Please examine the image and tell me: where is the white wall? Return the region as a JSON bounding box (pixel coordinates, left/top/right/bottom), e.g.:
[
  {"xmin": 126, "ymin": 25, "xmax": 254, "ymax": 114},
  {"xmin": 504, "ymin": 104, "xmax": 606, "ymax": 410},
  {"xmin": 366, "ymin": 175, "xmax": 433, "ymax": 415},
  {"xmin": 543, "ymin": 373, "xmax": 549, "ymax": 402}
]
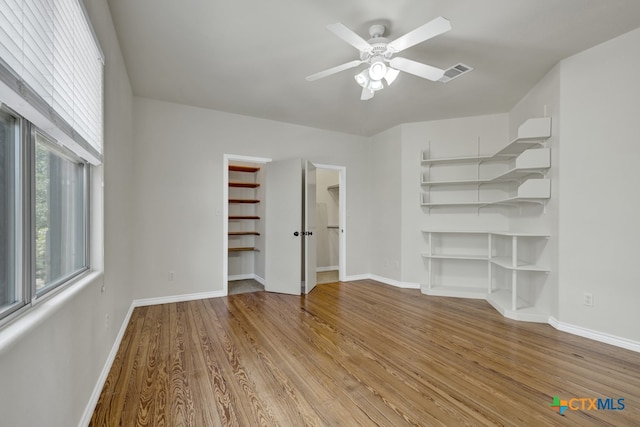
[
  {"xmin": 131, "ymin": 97, "xmax": 370, "ymax": 300},
  {"xmin": 0, "ymin": 0, "xmax": 135, "ymax": 425},
  {"xmin": 368, "ymin": 126, "xmax": 403, "ymax": 281},
  {"xmin": 316, "ymin": 169, "xmax": 339, "ymax": 269},
  {"xmin": 400, "ymin": 114, "xmax": 509, "ymax": 286},
  {"xmin": 557, "ymin": 27, "xmax": 640, "ymax": 341}
]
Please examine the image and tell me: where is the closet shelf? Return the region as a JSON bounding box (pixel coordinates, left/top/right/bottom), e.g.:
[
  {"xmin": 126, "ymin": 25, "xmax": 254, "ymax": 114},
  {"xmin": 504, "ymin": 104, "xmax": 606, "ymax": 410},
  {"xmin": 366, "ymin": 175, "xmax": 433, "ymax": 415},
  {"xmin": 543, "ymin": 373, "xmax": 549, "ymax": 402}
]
[
  {"xmin": 229, "ymin": 182, "xmax": 260, "ymax": 188},
  {"xmin": 228, "ymin": 231, "xmax": 260, "ymax": 236},
  {"xmin": 229, "ymin": 215, "xmax": 260, "ymax": 220},
  {"xmin": 229, "ymin": 165, "xmax": 260, "ymax": 173},
  {"xmin": 228, "ymin": 247, "xmax": 257, "ymax": 252},
  {"xmin": 229, "ymin": 198, "xmax": 260, "ymax": 204}
]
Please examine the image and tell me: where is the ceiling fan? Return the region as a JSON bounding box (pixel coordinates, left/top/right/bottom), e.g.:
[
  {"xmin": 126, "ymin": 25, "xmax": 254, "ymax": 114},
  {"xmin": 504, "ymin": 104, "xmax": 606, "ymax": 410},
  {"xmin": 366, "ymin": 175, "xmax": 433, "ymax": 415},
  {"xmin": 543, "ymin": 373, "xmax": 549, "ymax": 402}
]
[{"xmin": 306, "ymin": 17, "xmax": 453, "ymax": 100}]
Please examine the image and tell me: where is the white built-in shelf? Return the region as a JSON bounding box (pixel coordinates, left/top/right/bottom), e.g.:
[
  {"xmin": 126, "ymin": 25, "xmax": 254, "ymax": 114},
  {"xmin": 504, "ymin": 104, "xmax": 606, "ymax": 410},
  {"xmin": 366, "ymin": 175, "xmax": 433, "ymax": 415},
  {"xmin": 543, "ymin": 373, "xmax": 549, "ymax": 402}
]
[
  {"xmin": 422, "ymin": 229, "xmax": 550, "ymax": 322},
  {"xmin": 421, "ymin": 154, "xmax": 495, "ymax": 165},
  {"xmin": 493, "ymin": 117, "xmax": 552, "ymax": 157},
  {"xmin": 421, "ymin": 177, "xmax": 493, "ymax": 186},
  {"xmin": 421, "ymin": 252, "xmax": 489, "ymax": 261},
  {"xmin": 486, "ymin": 290, "xmax": 549, "ymax": 323},
  {"xmin": 421, "ymin": 178, "xmax": 550, "ymax": 208},
  {"xmin": 490, "ymin": 257, "xmax": 549, "ymax": 272},
  {"xmin": 420, "ymin": 117, "xmax": 551, "ymax": 164},
  {"xmin": 422, "ymin": 230, "xmax": 550, "ymax": 238},
  {"xmin": 421, "ymin": 148, "xmax": 550, "ymax": 187}
]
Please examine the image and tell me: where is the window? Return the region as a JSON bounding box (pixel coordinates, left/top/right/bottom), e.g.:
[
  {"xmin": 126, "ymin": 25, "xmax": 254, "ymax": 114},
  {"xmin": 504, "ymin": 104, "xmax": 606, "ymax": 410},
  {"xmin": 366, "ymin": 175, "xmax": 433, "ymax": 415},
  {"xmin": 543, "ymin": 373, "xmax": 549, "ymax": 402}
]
[
  {"xmin": 34, "ymin": 132, "xmax": 87, "ymax": 294},
  {"xmin": 0, "ymin": 107, "xmax": 89, "ymax": 322},
  {"xmin": 0, "ymin": 0, "xmax": 100, "ymax": 323}
]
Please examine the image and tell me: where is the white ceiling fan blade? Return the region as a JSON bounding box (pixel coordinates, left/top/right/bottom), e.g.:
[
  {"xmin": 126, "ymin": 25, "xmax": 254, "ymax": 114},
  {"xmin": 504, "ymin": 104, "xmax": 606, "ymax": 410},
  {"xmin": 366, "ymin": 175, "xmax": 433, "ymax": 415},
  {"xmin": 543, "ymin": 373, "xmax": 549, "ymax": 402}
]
[
  {"xmin": 361, "ymin": 87, "xmax": 374, "ymax": 100},
  {"xmin": 306, "ymin": 60, "xmax": 364, "ymax": 81},
  {"xmin": 390, "ymin": 57, "xmax": 445, "ymax": 81},
  {"xmin": 327, "ymin": 23, "xmax": 373, "ymax": 53},
  {"xmin": 387, "ymin": 17, "xmax": 451, "ymax": 53}
]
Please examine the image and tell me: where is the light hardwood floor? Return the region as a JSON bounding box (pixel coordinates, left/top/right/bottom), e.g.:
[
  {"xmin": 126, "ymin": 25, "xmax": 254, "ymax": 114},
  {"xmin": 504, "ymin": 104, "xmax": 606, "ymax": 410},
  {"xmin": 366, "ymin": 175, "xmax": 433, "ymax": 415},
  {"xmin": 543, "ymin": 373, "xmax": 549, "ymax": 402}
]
[{"xmin": 90, "ymin": 280, "xmax": 640, "ymax": 426}]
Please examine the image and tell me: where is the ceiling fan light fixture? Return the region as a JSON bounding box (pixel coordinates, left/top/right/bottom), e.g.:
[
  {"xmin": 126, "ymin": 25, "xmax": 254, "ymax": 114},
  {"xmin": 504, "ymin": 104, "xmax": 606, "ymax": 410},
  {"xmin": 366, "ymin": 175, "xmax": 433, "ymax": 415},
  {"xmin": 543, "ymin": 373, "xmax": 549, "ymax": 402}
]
[
  {"xmin": 384, "ymin": 67, "xmax": 400, "ymax": 85},
  {"xmin": 368, "ymin": 59, "xmax": 387, "ymax": 81},
  {"xmin": 354, "ymin": 69, "xmax": 370, "ymax": 87},
  {"xmin": 369, "ymin": 79, "xmax": 384, "ymax": 91}
]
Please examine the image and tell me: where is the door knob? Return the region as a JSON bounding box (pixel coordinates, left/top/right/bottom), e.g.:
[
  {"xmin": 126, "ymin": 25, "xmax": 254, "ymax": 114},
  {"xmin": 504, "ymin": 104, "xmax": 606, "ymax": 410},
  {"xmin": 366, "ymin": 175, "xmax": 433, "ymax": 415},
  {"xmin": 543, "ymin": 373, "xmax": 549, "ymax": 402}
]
[{"xmin": 294, "ymin": 231, "xmax": 299, "ymax": 236}]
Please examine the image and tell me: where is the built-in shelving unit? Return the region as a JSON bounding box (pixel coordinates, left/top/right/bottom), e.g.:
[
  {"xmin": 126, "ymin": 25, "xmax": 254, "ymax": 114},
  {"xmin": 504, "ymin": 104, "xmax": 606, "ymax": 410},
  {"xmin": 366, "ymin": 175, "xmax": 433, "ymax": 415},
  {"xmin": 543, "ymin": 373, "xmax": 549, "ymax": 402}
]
[
  {"xmin": 419, "ymin": 117, "xmax": 553, "ymax": 323},
  {"xmin": 228, "ymin": 165, "xmax": 261, "ymax": 253},
  {"xmin": 420, "ymin": 118, "xmax": 551, "ymax": 211},
  {"xmin": 422, "ymin": 230, "xmax": 550, "ymax": 322}
]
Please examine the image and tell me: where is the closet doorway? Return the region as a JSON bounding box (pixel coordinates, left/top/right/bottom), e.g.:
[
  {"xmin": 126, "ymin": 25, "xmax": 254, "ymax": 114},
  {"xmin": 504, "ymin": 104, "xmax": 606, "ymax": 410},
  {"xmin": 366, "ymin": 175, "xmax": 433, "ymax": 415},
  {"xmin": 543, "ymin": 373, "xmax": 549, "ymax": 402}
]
[
  {"xmin": 223, "ymin": 156, "xmax": 346, "ymax": 296},
  {"xmin": 315, "ymin": 164, "xmax": 346, "ymax": 284}
]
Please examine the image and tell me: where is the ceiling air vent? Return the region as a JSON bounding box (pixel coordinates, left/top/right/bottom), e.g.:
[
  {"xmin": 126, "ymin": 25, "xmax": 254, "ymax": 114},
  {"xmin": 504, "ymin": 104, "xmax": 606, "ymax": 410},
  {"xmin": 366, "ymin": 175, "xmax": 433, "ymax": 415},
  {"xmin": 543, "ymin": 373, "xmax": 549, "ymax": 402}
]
[{"xmin": 439, "ymin": 63, "xmax": 473, "ymax": 83}]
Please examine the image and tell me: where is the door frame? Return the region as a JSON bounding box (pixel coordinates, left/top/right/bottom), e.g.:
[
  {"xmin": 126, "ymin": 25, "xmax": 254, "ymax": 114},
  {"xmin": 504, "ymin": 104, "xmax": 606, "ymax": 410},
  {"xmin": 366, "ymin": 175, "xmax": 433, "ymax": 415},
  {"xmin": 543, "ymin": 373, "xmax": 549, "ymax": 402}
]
[
  {"xmin": 222, "ymin": 154, "xmax": 271, "ymax": 296},
  {"xmin": 313, "ymin": 163, "xmax": 347, "ymax": 282}
]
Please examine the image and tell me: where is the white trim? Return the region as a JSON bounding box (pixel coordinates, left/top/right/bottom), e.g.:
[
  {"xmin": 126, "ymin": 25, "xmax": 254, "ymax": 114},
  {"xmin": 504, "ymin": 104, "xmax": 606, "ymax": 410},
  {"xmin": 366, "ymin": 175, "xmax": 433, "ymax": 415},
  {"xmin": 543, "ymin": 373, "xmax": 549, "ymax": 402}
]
[
  {"xmin": 228, "ymin": 273, "xmax": 266, "ymax": 286},
  {"xmin": 342, "ymin": 274, "xmax": 420, "ymax": 289},
  {"xmin": 317, "ymin": 265, "xmax": 339, "ymax": 273},
  {"xmin": 343, "ymin": 274, "xmax": 369, "ymax": 282},
  {"xmin": 228, "ymin": 274, "xmax": 257, "ymax": 281},
  {"xmin": 368, "ymin": 274, "xmax": 421, "ymax": 289},
  {"xmin": 133, "ymin": 290, "xmax": 226, "ymax": 308},
  {"xmin": 79, "ymin": 302, "xmax": 135, "ymax": 426},
  {"xmin": 549, "ymin": 317, "xmax": 640, "ymax": 353}
]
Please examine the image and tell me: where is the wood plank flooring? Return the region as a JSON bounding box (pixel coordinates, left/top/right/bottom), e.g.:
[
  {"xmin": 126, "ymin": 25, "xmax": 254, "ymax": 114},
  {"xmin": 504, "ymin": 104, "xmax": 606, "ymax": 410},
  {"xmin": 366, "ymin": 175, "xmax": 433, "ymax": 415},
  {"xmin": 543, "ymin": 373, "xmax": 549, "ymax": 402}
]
[{"xmin": 90, "ymin": 280, "xmax": 640, "ymax": 426}]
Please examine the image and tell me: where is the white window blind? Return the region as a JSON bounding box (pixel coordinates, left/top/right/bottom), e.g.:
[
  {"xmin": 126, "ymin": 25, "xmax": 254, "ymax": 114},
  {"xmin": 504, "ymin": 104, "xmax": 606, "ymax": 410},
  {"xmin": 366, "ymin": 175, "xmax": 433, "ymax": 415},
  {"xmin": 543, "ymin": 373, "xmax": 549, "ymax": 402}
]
[{"xmin": 0, "ymin": 0, "xmax": 103, "ymax": 164}]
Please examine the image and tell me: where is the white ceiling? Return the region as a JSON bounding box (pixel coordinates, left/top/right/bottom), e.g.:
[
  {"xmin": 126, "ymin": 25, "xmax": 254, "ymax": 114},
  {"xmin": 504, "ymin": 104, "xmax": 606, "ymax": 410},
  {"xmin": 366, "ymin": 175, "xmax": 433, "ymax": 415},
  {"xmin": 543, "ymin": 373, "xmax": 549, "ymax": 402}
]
[{"xmin": 106, "ymin": 0, "xmax": 640, "ymax": 136}]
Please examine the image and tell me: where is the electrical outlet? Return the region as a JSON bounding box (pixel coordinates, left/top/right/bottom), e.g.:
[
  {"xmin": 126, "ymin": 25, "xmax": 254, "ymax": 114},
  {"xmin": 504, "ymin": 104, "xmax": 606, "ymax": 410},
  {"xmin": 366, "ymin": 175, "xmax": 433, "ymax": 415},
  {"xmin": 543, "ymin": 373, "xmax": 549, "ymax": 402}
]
[
  {"xmin": 168, "ymin": 270, "xmax": 175, "ymax": 281},
  {"xmin": 583, "ymin": 292, "xmax": 593, "ymax": 307}
]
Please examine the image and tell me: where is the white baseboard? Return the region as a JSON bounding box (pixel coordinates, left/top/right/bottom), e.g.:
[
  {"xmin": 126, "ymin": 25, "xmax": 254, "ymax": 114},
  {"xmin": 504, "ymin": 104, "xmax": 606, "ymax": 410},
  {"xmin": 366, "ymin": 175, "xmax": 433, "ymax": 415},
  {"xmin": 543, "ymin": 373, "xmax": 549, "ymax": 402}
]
[
  {"xmin": 342, "ymin": 273, "xmax": 420, "ymax": 289},
  {"xmin": 228, "ymin": 274, "xmax": 255, "ymax": 281},
  {"xmin": 316, "ymin": 265, "xmax": 338, "ymax": 273},
  {"xmin": 342, "ymin": 274, "xmax": 370, "ymax": 282},
  {"xmin": 133, "ymin": 290, "xmax": 226, "ymax": 307},
  {"xmin": 549, "ymin": 317, "xmax": 640, "ymax": 353},
  {"xmin": 79, "ymin": 302, "xmax": 135, "ymax": 426},
  {"xmin": 229, "ymin": 273, "xmax": 266, "ymax": 286},
  {"xmin": 368, "ymin": 274, "xmax": 420, "ymax": 289}
]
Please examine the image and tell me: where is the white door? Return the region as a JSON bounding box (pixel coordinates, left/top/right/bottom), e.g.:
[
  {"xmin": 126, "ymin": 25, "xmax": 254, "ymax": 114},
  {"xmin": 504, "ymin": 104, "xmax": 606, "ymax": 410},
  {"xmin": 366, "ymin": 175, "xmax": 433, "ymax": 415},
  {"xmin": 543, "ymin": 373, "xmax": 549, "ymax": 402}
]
[
  {"xmin": 265, "ymin": 158, "xmax": 303, "ymax": 295},
  {"xmin": 304, "ymin": 160, "xmax": 317, "ymax": 294}
]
